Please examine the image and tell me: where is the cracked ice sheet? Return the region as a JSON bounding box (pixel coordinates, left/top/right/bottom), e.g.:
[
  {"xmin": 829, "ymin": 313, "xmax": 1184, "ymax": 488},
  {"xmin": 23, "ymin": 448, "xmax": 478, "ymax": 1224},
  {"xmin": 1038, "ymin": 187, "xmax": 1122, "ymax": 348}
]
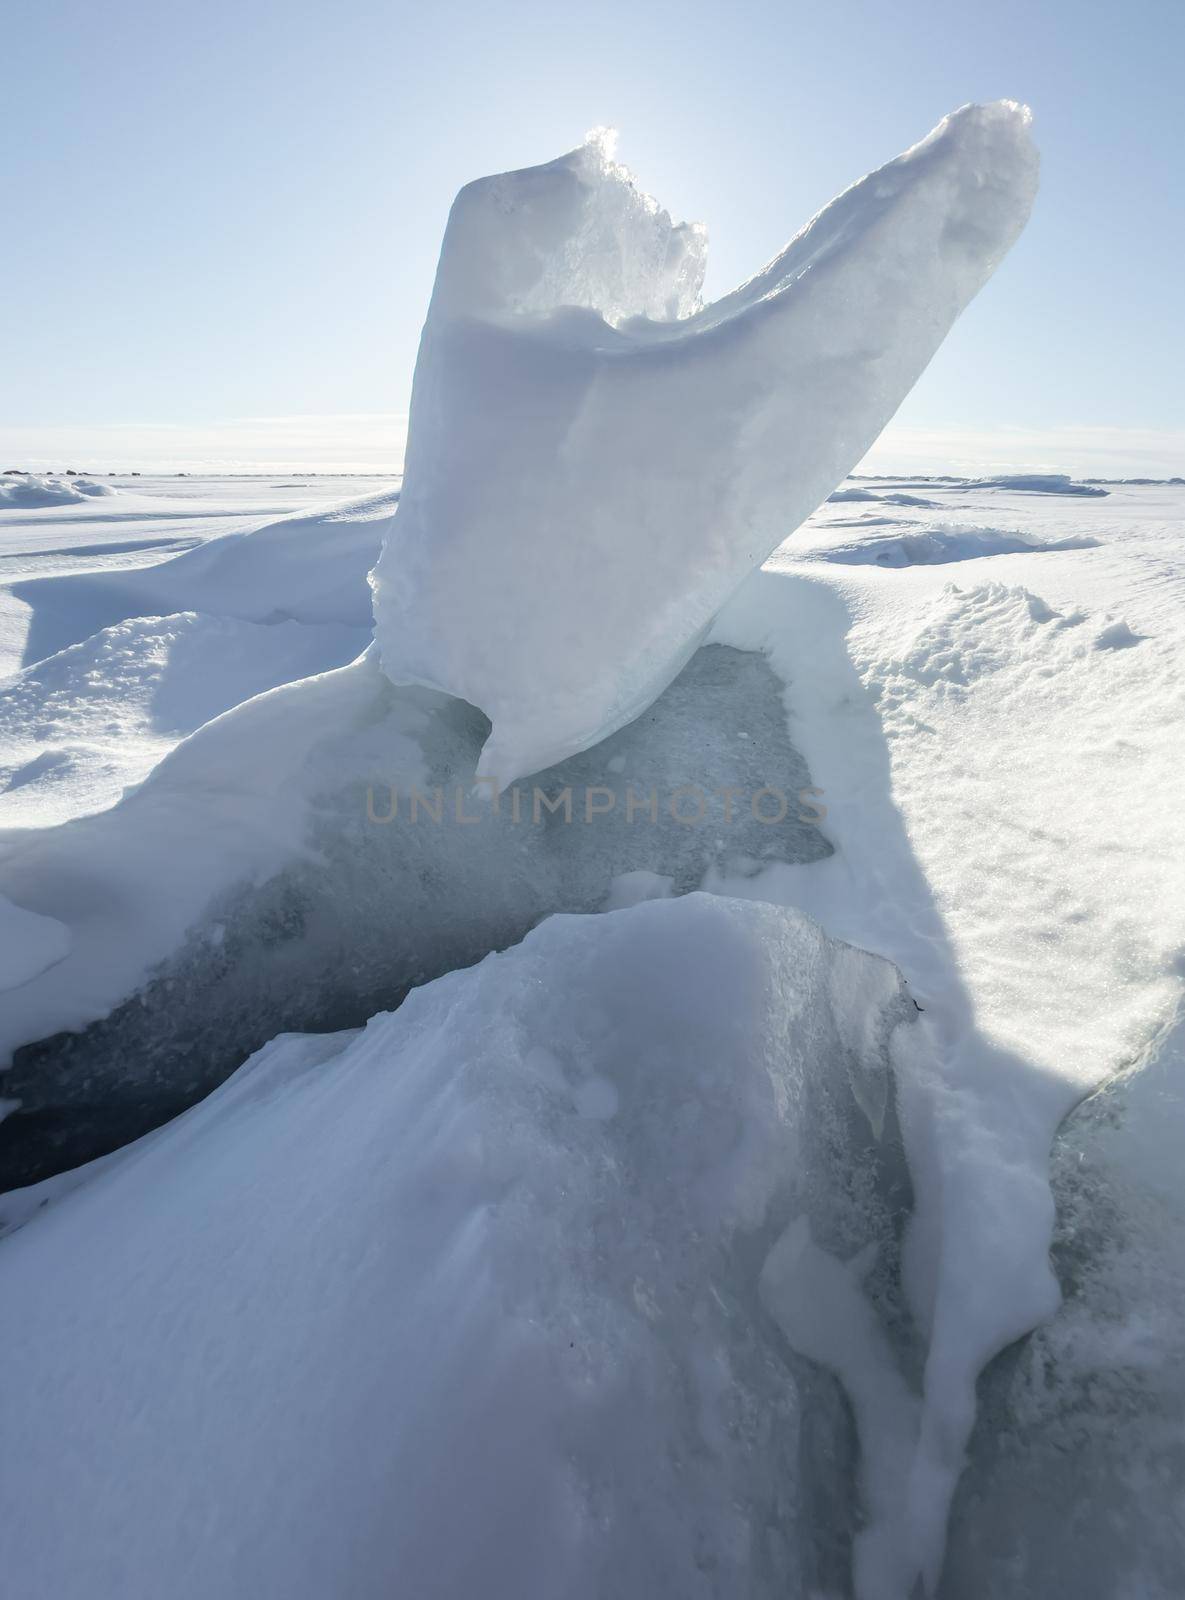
[{"xmin": 708, "ymin": 477, "xmax": 1185, "ymax": 1590}]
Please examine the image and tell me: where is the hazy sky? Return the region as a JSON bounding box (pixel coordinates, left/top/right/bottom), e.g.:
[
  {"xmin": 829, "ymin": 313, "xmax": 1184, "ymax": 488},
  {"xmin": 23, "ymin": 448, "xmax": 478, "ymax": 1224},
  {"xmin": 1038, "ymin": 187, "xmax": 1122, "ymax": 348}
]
[{"xmin": 3, "ymin": 0, "xmax": 1182, "ymax": 474}]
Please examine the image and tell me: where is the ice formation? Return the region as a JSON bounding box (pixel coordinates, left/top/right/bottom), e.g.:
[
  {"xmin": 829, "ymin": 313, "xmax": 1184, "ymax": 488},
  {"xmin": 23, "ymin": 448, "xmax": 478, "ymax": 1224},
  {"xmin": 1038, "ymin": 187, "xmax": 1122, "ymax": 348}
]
[
  {"xmin": 3, "ymin": 454, "xmax": 1185, "ymax": 1598},
  {"xmin": 6, "ymin": 100, "xmax": 1185, "ymax": 1600},
  {"xmin": 0, "ymin": 895, "xmax": 915, "ymax": 1600},
  {"xmin": 373, "ymin": 103, "xmax": 1038, "ymax": 784},
  {"xmin": 0, "ymin": 640, "xmax": 829, "ymax": 1185}
]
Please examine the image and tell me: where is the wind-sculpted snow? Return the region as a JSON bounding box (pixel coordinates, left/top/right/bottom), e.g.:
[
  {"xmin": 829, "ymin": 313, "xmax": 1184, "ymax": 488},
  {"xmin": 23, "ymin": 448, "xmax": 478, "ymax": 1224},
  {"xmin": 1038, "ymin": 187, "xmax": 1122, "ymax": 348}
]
[
  {"xmin": 0, "ymin": 475, "xmax": 115, "ymax": 508},
  {"xmin": 814, "ymin": 522, "xmax": 1100, "ymax": 566},
  {"xmin": 0, "ymin": 612, "xmax": 367, "ymax": 826},
  {"xmin": 11, "ymin": 487, "xmax": 395, "ymax": 666},
  {"xmin": 0, "ymin": 894, "xmax": 916, "ymax": 1600},
  {"xmin": 373, "ymin": 103, "xmax": 1038, "ymax": 783},
  {"xmin": 968, "ymin": 472, "xmax": 1108, "ymax": 496}
]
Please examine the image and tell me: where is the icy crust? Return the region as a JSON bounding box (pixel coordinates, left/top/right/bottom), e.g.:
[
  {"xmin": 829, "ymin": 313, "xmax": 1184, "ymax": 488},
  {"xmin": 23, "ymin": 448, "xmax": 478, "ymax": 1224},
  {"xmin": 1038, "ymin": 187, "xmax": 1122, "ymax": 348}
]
[
  {"xmin": 373, "ymin": 103, "xmax": 1038, "ymax": 784},
  {"xmin": 0, "ymin": 894, "xmax": 916, "ymax": 1600}
]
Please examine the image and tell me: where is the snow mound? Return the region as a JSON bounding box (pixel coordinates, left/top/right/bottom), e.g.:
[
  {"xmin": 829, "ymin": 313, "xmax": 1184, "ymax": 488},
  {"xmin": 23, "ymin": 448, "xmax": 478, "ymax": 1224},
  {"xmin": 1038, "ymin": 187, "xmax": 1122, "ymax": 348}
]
[
  {"xmin": 828, "ymin": 488, "xmax": 939, "ymax": 508},
  {"xmin": 0, "ymin": 611, "xmax": 367, "ymax": 826},
  {"xmin": 107, "ymin": 487, "xmax": 396, "ymax": 629},
  {"xmin": 970, "ymin": 473, "xmax": 1108, "ymax": 496},
  {"xmin": 0, "ymin": 475, "xmax": 115, "ymax": 508},
  {"xmin": 373, "ymin": 102, "xmax": 1038, "ymax": 784},
  {"xmin": 9, "ymin": 487, "xmax": 396, "ymax": 667},
  {"xmin": 815, "ymin": 523, "xmax": 1100, "ymax": 566},
  {"xmin": 0, "ymin": 894, "xmax": 915, "ymax": 1600},
  {"xmin": 1093, "ymin": 617, "xmax": 1145, "ymax": 650}
]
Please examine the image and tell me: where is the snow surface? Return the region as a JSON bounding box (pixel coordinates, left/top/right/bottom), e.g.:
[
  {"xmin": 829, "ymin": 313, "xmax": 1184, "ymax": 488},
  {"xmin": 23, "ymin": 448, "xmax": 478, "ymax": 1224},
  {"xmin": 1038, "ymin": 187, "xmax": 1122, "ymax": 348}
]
[
  {"xmin": 0, "ymin": 895, "xmax": 914, "ymax": 1600},
  {"xmin": 2, "ymin": 470, "xmax": 1182, "ymax": 1597},
  {"xmin": 0, "ymin": 892, "xmax": 70, "ymax": 991},
  {"xmin": 0, "ymin": 475, "xmax": 115, "ymax": 508},
  {"xmin": 1, "ymin": 114, "xmax": 1183, "ymax": 1600},
  {"xmin": 812, "ymin": 521, "xmax": 1099, "ymax": 566},
  {"xmin": 705, "ymin": 474, "xmax": 1185, "ymax": 1588},
  {"xmin": 373, "ymin": 103, "xmax": 1038, "ymax": 784},
  {"xmin": 0, "ymin": 483, "xmax": 390, "ymax": 824}
]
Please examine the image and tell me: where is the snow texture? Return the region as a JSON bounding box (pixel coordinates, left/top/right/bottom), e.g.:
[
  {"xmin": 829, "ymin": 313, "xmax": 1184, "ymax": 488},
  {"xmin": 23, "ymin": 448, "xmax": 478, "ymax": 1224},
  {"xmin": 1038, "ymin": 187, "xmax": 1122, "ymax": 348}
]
[
  {"xmin": 0, "ymin": 475, "xmax": 115, "ymax": 508},
  {"xmin": 0, "ymin": 894, "xmax": 914, "ymax": 1600},
  {"xmin": 2, "ymin": 109, "xmax": 1184, "ymax": 1600},
  {"xmin": 373, "ymin": 103, "xmax": 1038, "ymax": 784},
  {"xmin": 813, "ymin": 522, "xmax": 1099, "ymax": 566},
  {"xmin": 2, "ymin": 469, "xmax": 1184, "ymax": 1598}
]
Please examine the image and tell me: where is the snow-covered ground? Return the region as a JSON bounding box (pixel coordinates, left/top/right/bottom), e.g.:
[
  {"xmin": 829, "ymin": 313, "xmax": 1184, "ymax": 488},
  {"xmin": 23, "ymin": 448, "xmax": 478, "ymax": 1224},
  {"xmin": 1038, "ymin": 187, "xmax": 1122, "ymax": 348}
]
[
  {"xmin": 0, "ymin": 476, "xmax": 392, "ymax": 819},
  {"xmin": 1, "ymin": 106, "xmax": 1182, "ymax": 1600},
  {"xmin": 2, "ymin": 467, "xmax": 1181, "ymax": 1598}
]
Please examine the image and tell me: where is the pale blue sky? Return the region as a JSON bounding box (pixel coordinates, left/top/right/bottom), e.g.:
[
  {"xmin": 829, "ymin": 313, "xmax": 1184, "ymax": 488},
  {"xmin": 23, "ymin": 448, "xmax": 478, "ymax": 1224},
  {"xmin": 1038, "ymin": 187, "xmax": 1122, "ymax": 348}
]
[{"xmin": 2, "ymin": 0, "xmax": 1182, "ymax": 474}]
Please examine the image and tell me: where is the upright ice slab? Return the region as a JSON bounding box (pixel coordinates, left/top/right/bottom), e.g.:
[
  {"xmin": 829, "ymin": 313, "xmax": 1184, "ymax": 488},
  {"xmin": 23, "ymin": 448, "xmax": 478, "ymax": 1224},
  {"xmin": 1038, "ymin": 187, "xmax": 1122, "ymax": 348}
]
[{"xmin": 373, "ymin": 105, "xmax": 1038, "ymax": 783}]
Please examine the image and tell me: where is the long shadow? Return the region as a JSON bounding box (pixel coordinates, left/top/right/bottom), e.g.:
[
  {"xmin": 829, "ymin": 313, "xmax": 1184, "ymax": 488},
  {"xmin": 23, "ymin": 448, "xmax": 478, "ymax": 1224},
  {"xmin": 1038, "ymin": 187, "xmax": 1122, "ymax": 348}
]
[
  {"xmin": 5, "ymin": 536, "xmax": 203, "ymax": 562},
  {"xmin": 0, "ymin": 561, "xmax": 1152, "ymax": 1596},
  {"xmin": 10, "ymin": 572, "xmax": 157, "ymax": 665},
  {"xmin": 0, "ymin": 506, "xmax": 286, "ymax": 530},
  {"xmin": 713, "ymin": 566, "xmax": 1100, "ymax": 1594}
]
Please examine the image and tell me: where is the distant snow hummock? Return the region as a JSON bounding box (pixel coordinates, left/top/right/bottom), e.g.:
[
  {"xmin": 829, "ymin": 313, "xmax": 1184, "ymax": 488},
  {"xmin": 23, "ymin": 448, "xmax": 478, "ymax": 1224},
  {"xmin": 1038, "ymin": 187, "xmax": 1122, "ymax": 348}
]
[
  {"xmin": 0, "ymin": 475, "xmax": 115, "ymax": 508},
  {"xmin": 372, "ymin": 102, "xmax": 1038, "ymax": 785},
  {"xmin": 815, "ymin": 522, "xmax": 1100, "ymax": 567}
]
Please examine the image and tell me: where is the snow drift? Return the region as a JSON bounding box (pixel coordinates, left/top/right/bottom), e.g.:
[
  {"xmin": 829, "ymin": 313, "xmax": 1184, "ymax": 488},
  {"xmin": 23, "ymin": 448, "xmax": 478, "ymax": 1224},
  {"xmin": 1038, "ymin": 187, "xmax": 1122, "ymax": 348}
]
[
  {"xmin": 373, "ymin": 103, "xmax": 1038, "ymax": 783},
  {"xmin": 815, "ymin": 522, "xmax": 1100, "ymax": 567},
  {"xmin": 0, "ymin": 894, "xmax": 916, "ymax": 1600},
  {"xmin": 0, "ymin": 611, "xmax": 367, "ymax": 827},
  {"xmin": 10, "ymin": 487, "xmax": 396, "ymax": 668}
]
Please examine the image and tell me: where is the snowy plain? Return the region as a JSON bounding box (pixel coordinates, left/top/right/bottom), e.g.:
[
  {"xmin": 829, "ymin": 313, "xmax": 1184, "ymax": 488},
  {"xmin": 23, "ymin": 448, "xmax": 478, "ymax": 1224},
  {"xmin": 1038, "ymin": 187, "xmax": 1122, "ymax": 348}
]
[{"xmin": 2, "ymin": 103, "xmax": 1183, "ymax": 1600}]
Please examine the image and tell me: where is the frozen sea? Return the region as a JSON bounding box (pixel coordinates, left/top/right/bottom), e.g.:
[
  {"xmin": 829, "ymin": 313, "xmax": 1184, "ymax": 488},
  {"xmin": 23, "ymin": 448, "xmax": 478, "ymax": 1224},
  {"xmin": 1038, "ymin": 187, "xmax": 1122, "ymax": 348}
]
[{"xmin": 0, "ymin": 469, "xmax": 1182, "ymax": 1599}]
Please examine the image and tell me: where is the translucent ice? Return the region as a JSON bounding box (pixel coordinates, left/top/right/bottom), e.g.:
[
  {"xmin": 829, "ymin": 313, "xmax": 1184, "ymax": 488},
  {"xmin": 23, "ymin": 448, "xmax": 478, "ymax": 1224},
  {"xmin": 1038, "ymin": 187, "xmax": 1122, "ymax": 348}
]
[{"xmin": 373, "ymin": 104, "xmax": 1038, "ymax": 783}]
